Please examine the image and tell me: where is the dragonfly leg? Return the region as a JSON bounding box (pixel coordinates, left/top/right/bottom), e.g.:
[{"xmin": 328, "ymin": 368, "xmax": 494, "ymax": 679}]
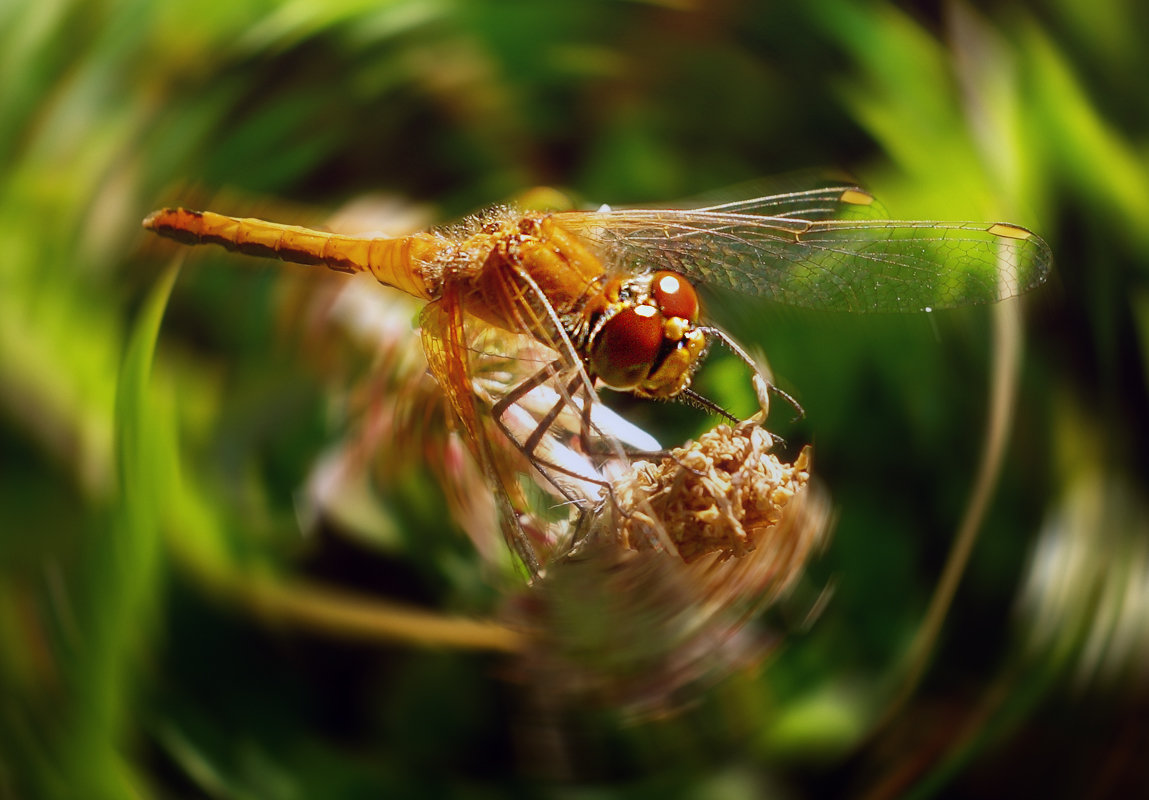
[
  {"xmin": 489, "ymin": 361, "xmax": 614, "ymax": 507},
  {"xmin": 698, "ymin": 325, "xmax": 806, "ymax": 421},
  {"xmin": 493, "ymin": 369, "xmax": 702, "ymax": 560},
  {"xmin": 487, "ymin": 357, "xmax": 697, "ymax": 561},
  {"xmin": 678, "ymin": 387, "xmax": 739, "ymax": 423}
]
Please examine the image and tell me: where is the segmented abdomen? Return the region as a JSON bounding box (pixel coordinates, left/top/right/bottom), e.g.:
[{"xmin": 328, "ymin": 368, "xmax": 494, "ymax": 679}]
[{"xmin": 143, "ymin": 207, "xmax": 444, "ymax": 300}]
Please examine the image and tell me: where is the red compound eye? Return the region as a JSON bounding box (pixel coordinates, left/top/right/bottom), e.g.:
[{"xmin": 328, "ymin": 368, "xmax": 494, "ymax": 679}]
[
  {"xmin": 589, "ymin": 305, "xmax": 664, "ymax": 389},
  {"xmin": 651, "ymin": 271, "xmax": 699, "ymax": 321}
]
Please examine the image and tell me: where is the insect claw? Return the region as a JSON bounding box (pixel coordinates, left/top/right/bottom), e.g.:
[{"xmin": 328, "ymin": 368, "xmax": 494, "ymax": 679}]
[{"xmin": 768, "ymin": 381, "xmax": 805, "ymax": 422}]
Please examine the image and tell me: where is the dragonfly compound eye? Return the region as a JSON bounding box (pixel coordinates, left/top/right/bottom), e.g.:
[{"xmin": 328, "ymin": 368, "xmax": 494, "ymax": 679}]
[
  {"xmin": 590, "ymin": 304, "xmax": 664, "ymax": 389},
  {"xmin": 651, "ymin": 271, "xmax": 699, "ymax": 322}
]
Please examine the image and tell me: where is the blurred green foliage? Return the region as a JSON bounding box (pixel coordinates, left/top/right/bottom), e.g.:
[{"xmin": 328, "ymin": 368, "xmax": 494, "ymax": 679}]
[{"xmin": 2, "ymin": 0, "xmax": 1148, "ymax": 797}]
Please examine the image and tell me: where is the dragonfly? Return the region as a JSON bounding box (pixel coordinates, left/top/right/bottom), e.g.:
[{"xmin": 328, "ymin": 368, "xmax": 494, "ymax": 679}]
[{"xmin": 143, "ymin": 181, "xmax": 1051, "ymax": 575}]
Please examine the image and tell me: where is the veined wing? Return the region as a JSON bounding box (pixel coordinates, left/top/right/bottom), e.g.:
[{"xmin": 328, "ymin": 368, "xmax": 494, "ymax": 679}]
[
  {"xmin": 420, "ymin": 290, "xmax": 546, "ymax": 577},
  {"xmin": 674, "ymin": 180, "xmax": 888, "ymax": 221},
  {"xmin": 555, "ymin": 209, "xmax": 1052, "ymax": 313}
]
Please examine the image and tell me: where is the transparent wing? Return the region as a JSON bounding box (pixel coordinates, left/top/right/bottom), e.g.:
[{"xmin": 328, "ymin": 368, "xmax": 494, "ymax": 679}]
[
  {"xmin": 421, "ymin": 290, "xmax": 550, "ymax": 577},
  {"xmin": 670, "ymin": 179, "xmax": 888, "ymax": 222},
  {"xmin": 556, "ymin": 208, "xmax": 1052, "ymax": 313}
]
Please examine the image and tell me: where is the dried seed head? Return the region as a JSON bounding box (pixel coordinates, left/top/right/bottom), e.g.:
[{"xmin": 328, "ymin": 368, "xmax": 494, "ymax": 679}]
[
  {"xmin": 507, "ymin": 421, "xmax": 830, "ymax": 716},
  {"xmin": 614, "ymin": 421, "xmax": 813, "ymax": 564}
]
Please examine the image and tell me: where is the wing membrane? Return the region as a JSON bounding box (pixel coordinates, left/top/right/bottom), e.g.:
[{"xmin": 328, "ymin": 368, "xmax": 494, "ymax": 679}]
[
  {"xmin": 556, "ymin": 209, "xmax": 1051, "ymax": 313},
  {"xmin": 421, "ymin": 290, "xmax": 549, "ymax": 576},
  {"xmin": 687, "ymin": 183, "xmax": 888, "ymax": 222}
]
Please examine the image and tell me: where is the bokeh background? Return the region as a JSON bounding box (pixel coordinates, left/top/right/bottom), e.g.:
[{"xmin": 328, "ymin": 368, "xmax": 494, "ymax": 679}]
[{"xmin": 3, "ymin": 0, "xmax": 1147, "ymax": 797}]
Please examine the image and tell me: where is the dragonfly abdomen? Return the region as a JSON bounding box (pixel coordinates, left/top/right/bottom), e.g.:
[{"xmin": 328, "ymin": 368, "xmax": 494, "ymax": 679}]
[{"xmin": 142, "ymin": 208, "xmax": 443, "ymax": 300}]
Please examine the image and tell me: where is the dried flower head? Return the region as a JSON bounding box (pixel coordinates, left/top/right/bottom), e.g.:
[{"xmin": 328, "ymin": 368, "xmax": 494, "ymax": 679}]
[
  {"xmin": 614, "ymin": 422, "xmax": 813, "ymax": 562},
  {"xmin": 510, "ymin": 417, "xmax": 831, "ymax": 717}
]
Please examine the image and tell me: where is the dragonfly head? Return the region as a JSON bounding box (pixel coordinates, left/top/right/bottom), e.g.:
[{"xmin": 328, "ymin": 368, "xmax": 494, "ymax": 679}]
[{"xmin": 587, "ymin": 271, "xmax": 706, "ymax": 399}]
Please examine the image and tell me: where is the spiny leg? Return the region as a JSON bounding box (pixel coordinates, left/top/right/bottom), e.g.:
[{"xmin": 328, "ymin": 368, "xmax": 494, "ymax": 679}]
[
  {"xmin": 698, "ymin": 325, "xmax": 806, "ymax": 422},
  {"xmin": 489, "ymin": 362, "xmax": 694, "ymax": 557},
  {"xmin": 490, "ymin": 361, "xmax": 613, "ymax": 506}
]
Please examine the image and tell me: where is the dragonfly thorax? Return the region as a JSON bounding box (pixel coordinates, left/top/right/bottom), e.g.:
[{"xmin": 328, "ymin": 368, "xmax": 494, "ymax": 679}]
[
  {"xmin": 468, "ymin": 214, "xmax": 708, "ymax": 400},
  {"xmin": 584, "ymin": 271, "xmax": 707, "ymax": 399},
  {"xmin": 465, "ymin": 216, "xmax": 707, "ymax": 399},
  {"xmin": 466, "ymin": 214, "xmax": 604, "ymax": 336}
]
